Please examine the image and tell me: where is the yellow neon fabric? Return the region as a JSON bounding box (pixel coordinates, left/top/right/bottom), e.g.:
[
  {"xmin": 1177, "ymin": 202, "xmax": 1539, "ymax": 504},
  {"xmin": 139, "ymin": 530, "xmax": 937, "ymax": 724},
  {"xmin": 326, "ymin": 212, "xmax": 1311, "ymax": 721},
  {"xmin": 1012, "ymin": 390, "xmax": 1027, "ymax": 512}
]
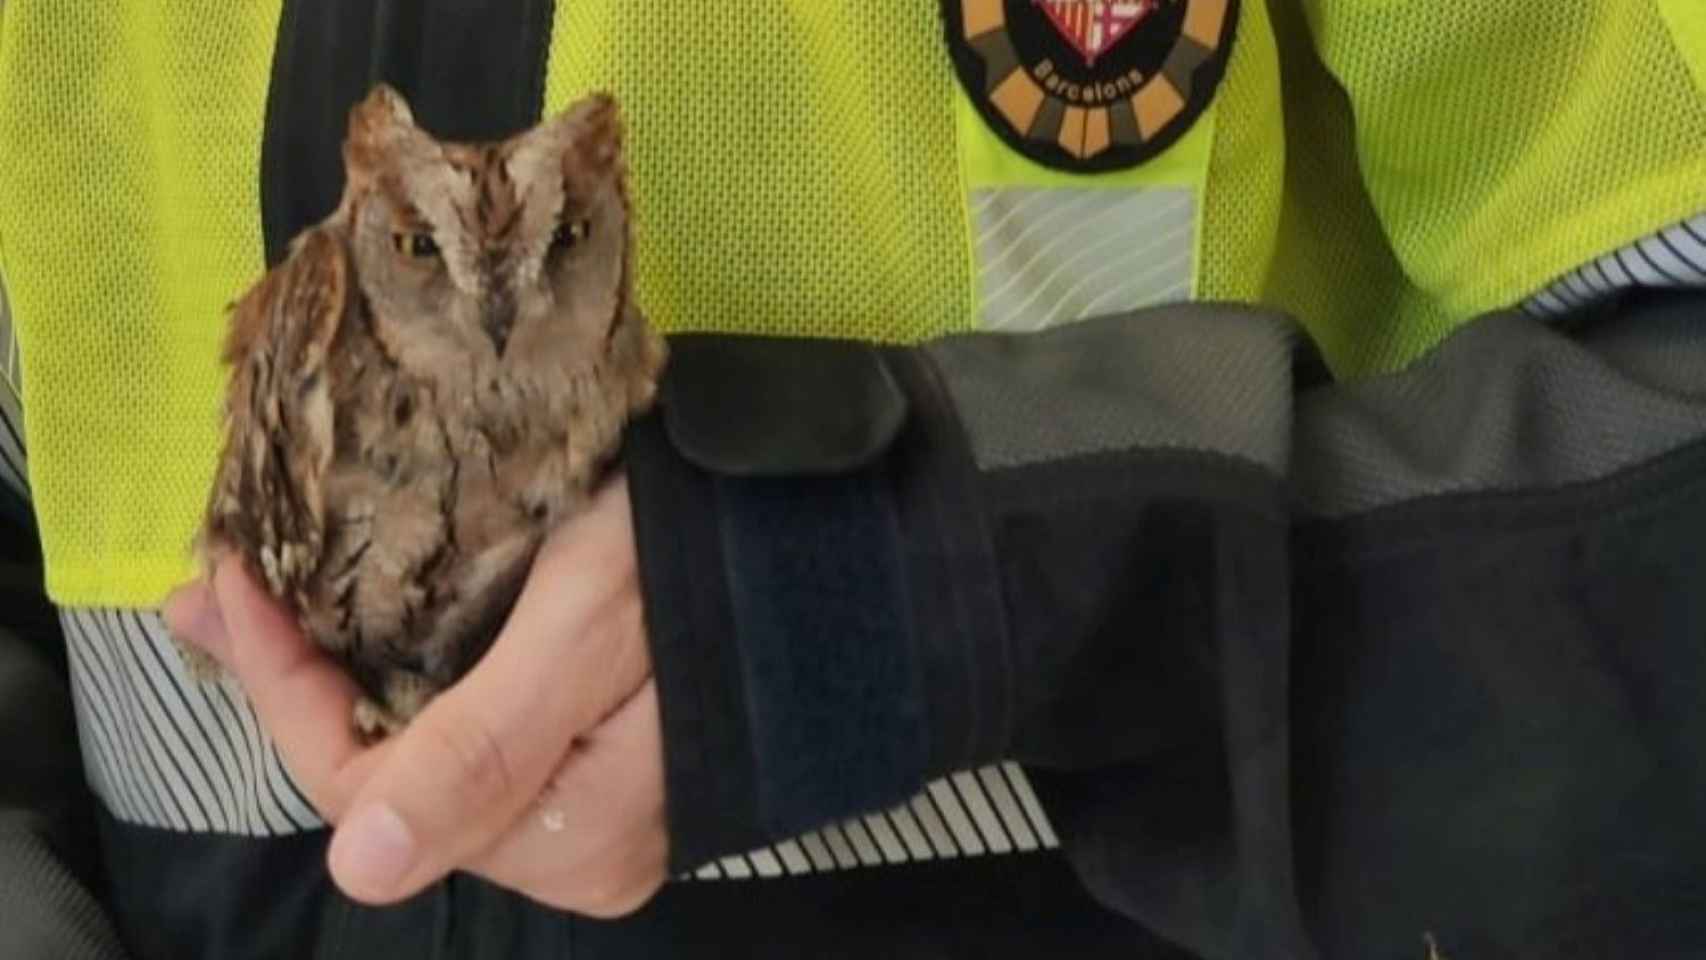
[
  {"xmin": 0, "ymin": 2, "xmax": 281, "ymax": 606},
  {"xmin": 0, "ymin": 0, "xmax": 1702, "ymax": 607},
  {"xmin": 542, "ymin": 2, "xmax": 1280, "ymax": 332},
  {"xmin": 1289, "ymin": 0, "xmax": 1706, "ymax": 365},
  {"xmin": 544, "ymin": 3, "xmax": 979, "ymax": 344},
  {"xmin": 1198, "ymin": 0, "xmax": 1285, "ymax": 310},
  {"xmin": 1659, "ymin": 0, "xmax": 1706, "ymax": 103}
]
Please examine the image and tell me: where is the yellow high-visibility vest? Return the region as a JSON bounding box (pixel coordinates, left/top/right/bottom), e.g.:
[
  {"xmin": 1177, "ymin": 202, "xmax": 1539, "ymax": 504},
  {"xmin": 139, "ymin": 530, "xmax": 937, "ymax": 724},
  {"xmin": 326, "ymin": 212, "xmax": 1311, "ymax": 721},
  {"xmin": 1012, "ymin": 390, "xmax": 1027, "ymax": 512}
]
[{"xmin": 2, "ymin": 1, "xmax": 1702, "ymax": 607}]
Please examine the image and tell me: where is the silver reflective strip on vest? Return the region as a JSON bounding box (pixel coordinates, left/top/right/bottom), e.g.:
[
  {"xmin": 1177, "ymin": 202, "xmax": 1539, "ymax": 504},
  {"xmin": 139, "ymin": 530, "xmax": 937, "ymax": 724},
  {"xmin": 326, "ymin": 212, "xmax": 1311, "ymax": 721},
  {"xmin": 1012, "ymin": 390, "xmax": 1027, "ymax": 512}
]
[
  {"xmin": 690, "ymin": 764, "xmax": 1061, "ymax": 881},
  {"xmin": 62, "ymin": 608, "xmax": 323, "ymax": 835},
  {"xmin": 63, "ymin": 605, "xmax": 1062, "ymax": 873},
  {"xmin": 1522, "ymin": 213, "xmax": 1706, "ymax": 318},
  {"xmin": 0, "ymin": 279, "xmax": 27, "ymax": 500},
  {"xmin": 972, "ymin": 187, "xmax": 1196, "ymax": 332}
]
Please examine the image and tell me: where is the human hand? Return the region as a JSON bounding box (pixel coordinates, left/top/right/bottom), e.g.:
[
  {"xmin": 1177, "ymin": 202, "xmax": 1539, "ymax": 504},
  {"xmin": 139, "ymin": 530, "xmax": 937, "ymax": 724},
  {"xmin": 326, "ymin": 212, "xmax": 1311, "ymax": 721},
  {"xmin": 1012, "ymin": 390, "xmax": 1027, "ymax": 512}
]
[{"xmin": 164, "ymin": 476, "xmax": 669, "ymax": 917}]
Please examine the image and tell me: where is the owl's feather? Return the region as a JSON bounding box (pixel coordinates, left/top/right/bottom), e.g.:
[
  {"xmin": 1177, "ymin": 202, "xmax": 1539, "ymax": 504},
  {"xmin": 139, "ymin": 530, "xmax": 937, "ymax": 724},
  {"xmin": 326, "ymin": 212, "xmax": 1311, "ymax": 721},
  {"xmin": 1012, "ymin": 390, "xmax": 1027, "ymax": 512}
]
[{"xmin": 192, "ymin": 86, "xmax": 666, "ymax": 738}]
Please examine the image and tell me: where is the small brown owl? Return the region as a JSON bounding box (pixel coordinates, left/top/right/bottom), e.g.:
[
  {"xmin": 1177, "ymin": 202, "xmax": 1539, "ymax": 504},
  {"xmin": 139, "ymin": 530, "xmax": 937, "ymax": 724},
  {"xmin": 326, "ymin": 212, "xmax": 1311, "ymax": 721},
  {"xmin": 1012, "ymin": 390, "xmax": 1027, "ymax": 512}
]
[{"xmin": 190, "ymin": 85, "xmax": 666, "ymax": 738}]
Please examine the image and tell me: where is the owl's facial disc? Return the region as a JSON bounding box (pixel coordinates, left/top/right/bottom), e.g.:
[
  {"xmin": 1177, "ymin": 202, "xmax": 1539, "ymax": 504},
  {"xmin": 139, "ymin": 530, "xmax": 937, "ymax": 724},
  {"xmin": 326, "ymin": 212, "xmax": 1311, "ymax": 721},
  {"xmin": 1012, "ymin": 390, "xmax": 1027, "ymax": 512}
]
[{"xmin": 336, "ymin": 85, "xmax": 632, "ymax": 382}]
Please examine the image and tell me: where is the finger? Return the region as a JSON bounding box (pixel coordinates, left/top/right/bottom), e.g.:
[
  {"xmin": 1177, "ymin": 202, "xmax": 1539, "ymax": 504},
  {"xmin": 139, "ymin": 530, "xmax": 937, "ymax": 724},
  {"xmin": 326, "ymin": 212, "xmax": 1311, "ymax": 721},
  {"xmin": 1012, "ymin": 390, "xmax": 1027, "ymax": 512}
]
[
  {"xmin": 162, "ymin": 579, "xmax": 231, "ymax": 664},
  {"xmin": 469, "ymin": 682, "xmax": 668, "ymax": 917},
  {"xmin": 211, "ymin": 555, "xmax": 386, "ymax": 818},
  {"xmin": 491, "ymin": 475, "xmax": 652, "ymax": 730},
  {"xmin": 327, "ymin": 477, "xmax": 652, "ymax": 904}
]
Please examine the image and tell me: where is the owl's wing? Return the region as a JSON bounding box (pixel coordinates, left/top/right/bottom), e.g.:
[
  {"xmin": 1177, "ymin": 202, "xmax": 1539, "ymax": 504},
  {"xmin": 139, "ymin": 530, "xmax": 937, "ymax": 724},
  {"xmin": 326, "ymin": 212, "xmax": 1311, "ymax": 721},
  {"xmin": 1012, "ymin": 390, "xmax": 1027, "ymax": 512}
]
[{"xmin": 203, "ymin": 227, "xmax": 349, "ymax": 600}]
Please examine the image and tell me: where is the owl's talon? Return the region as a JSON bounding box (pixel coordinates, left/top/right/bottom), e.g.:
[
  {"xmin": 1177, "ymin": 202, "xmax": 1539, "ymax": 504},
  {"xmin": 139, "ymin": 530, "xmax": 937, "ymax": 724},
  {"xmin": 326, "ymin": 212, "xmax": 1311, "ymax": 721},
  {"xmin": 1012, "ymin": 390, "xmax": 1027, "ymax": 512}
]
[
  {"xmin": 353, "ymin": 696, "xmax": 403, "ymax": 743},
  {"xmin": 174, "ymin": 640, "xmax": 225, "ymax": 683},
  {"xmin": 353, "ymin": 672, "xmax": 438, "ymax": 742}
]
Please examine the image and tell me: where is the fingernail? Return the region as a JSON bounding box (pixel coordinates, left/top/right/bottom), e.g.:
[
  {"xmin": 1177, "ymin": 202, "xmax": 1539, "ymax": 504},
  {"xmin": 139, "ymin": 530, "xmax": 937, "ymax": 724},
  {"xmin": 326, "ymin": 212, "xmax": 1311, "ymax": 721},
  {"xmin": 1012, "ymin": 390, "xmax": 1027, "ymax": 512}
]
[{"xmin": 331, "ymin": 803, "xmax": 416, "ymax": 898}]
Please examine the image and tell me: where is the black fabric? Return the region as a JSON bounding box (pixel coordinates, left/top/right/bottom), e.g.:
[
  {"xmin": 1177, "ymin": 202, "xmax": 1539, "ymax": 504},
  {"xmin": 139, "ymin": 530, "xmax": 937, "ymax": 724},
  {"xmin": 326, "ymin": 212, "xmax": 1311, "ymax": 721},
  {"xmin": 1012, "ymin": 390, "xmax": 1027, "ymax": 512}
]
[
  {"xmin": 260, "ymin": 0, "xmax": 556, "ymax": 265},
  {"xmin": 0, "ymin": 500, "xmax": 61, "ymax": 673},
  {"xmin": 0, "ymin": 517, "xmax": 76, "ymax": 823},
  {"xmin": 0, "ymin": 475, "xmax": 33, "ymax": 533},
  {"xmin": 626, "ymin": 414, "xmax": 771, "ymax": 875},
  {"xmin": 979, "ymin": 454, "xmax": 1279, "ymax": 770},
  {"xmin": 662, "ymin": 335, "xmax": 910, "ymax": 477},
  {"xmin": 571, "ymin": 855, "xmax": 1193, "ymax": 959},
  {"xmin": 1003, "ymin": 481, "xmax": 1311, "ymax": 958},
  {"xmin": 987, "ymin": 461, "xmax": 1309, "ymax": 958},
  {"xmin": 882, "ymin": 350, "xmax": 1015, "ymax": 782},
  {"xmin": 0, "ymin": 816, "xmax": 130, "ymax": 960},
  {"xmin": 98, "ymin": 815, "xmax": 333, "ymax": 960},
  {"xmin": 0, "ymin": 516, "xmax": 127, "ymax": 959},
  {"xmin": 628, "ymin": 344, "xmax": 1012, "ymax": 873},
  {"xmin": 628, "ymin": 290, "xmax": 1706, "ymax": 959},
  {"xmin": 628, "ymin": 330, "xmax": 1315, "ymax": 955},
  {"xmin": 631, "ymin": 400, "xmax": 931, "ymax": 861},
  {"xmin": 93, "ymin": 812, "xmax": 1178, "ymax": 960},
  {"xmin": 717, "ymin": 467, "xmax": 927, "ymax": 839},
  {"xmin": 1292, "ymin": 435, "xmax": 1706, "ymax": 959},
  {"xmin": 653, "ymin": 337, "xmax": 927, "ymax": 839}
]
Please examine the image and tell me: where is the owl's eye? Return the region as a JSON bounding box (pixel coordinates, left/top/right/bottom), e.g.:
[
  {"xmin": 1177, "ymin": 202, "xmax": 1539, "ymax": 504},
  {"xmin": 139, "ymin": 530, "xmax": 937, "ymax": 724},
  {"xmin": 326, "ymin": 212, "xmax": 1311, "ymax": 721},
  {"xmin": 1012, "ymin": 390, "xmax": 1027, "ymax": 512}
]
[
  {"xmin": 551, "ymin": 219, "xmax": 590, "ymax": 253},
  {"xmin": 392, "ymin": 231, "xmax": 439, "ymax": 259}
]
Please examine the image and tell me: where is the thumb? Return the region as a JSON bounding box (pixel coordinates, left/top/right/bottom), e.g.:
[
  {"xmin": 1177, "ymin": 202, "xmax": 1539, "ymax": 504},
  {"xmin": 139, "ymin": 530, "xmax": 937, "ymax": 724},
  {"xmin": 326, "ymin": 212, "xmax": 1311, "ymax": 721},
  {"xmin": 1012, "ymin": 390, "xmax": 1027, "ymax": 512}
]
[
  {"xmin": 204, "ymin": 555, "xmax": 382, "ymax": 819},
  {"xmin": 162, "ymin": 578, "xmax": 232, "ymax": 666}
]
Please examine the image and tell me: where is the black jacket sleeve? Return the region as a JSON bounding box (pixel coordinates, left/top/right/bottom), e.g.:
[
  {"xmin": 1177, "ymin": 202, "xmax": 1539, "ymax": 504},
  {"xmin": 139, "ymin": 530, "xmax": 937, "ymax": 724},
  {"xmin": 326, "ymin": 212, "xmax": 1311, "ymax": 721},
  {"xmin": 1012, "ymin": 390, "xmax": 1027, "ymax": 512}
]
[
  {"xmin": 0, "ymin": 505, "xmax": 131, "ymax": 960},
  {"xmin": 628, "ymin": 286, "xmax": 1706, "ymax": 959}
]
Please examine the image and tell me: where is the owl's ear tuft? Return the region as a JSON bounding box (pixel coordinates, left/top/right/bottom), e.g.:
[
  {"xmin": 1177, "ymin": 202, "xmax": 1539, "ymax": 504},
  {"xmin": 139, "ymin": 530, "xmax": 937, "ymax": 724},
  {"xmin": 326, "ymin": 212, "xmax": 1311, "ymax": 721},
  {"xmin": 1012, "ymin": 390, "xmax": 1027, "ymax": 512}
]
[
  {"xmin": 344, "ymin": 84, "xmax": 420, "ymax": 178},
  {"xmin": 351, "ymin": 84, "xmax": 417, "ymax": 134},
  {"xmin": 558, "ymin": 92, "xmax": 624, "ymax": 176}
]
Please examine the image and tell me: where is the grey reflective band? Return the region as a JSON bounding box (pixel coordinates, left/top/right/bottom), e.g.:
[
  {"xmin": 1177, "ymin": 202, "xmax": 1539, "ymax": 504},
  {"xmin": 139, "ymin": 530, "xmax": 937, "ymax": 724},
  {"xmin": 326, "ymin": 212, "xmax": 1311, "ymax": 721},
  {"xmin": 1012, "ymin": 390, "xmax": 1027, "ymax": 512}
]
[
  {"xmin": 62, "ymin": 603, "xmax": 1067, "ymax": 875},
  {"xmin": 0, "ymin": 283, "xmax": 26, "ymax": 503},
  {"xmin": 1522, "ymin": 213, "xmax": 1706, "ymax": 318},
  {"xmin": 62, "ymin": 609, "xmax": 321, "ymax": 835},
  {"xmin": 1294, "ymin": 298, "xmax": 1706, "ymax": 517},
  {"xmin": 972, "ymin": 188, "xmax": 1197, "ymax": 332},
  {"xmin": 931, "ymin": 303, "xmax": 1296, "ymax": 474}
]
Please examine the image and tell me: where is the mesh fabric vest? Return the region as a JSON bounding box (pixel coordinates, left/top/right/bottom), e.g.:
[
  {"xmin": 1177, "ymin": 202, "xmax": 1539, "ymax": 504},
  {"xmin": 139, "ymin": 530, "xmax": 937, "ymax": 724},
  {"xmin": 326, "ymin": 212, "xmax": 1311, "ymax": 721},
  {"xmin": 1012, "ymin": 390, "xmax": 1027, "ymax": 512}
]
[{"xmin": 1, "ymin": 0, "xmax": 1702, "ymax": 606}]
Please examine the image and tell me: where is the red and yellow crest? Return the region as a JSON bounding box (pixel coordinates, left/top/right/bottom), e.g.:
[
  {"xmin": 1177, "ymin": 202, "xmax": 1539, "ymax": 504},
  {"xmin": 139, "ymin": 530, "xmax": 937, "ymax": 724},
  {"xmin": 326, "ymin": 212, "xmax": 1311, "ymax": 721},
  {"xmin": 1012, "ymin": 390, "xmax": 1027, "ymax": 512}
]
[{"xmin": 1034, "ymin": 2, "xmax": 1160, "ymax": 67}]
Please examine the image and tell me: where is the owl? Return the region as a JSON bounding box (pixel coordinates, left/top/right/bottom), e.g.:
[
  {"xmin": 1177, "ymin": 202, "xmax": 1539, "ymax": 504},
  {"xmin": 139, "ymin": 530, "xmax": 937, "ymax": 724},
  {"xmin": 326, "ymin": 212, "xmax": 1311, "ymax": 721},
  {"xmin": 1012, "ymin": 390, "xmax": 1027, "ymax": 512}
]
[{"xmin": 190, "ymin": 85, "xmax": 666, "ymax": 738}]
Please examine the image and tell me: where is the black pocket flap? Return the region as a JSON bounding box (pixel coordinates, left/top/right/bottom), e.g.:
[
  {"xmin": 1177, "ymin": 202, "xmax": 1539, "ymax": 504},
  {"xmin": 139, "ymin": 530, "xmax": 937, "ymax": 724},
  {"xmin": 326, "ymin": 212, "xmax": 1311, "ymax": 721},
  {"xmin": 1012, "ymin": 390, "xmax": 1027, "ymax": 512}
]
[{"xmin": 659, "ymin": 335, "xmax": 910, "ymax": 477}]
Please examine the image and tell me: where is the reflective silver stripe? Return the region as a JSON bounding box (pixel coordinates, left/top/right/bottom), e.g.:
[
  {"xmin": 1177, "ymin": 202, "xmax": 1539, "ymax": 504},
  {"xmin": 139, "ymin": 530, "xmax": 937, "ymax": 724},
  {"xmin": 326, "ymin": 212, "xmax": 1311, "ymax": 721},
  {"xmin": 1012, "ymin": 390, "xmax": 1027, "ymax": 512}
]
[
  {"xmin": 1522, "ymin": 214, "xmax": 1706, "ymax": 319},
  {"xmin": 62, "ymin": 607, "xmax": 323, "ymax": 836},
  {"xmin": 0, "ymin": 279, "xmax": 27, "ymax": 501},
  {"xmin": 684, "ymin": 762, "xmax": 1062, "ymax": 881},
  {"xmin": 972, "ymin": 187, "xmax": 1195, "ymax": 332},
  {"xmin": 61, "ymin": 603, "xmax": 1063, "ymax": 869}
]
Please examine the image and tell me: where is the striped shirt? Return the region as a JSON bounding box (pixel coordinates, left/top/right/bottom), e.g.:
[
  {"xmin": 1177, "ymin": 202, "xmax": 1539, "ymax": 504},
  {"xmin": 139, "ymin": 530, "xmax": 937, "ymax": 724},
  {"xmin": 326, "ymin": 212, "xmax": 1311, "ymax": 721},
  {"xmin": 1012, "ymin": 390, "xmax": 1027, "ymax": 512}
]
[{"xmin": 0, "ymin": 282, "xmax": 25, "ymax": 503}]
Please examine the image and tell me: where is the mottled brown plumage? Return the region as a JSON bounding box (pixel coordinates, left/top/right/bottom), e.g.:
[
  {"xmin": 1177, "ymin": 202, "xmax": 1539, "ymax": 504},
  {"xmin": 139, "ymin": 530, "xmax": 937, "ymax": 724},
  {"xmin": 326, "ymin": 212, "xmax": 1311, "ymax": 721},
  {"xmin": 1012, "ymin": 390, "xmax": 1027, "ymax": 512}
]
[{"xmin": 189, "ymin": 86, "xmax": 665, "ymax": 738}]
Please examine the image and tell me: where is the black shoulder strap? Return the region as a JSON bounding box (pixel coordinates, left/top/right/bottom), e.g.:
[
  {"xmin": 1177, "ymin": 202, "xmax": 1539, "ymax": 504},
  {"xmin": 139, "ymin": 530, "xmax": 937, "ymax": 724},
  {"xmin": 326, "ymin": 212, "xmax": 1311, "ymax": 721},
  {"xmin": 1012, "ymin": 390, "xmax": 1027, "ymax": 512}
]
[{"xmin": 260, "ymin": 0, "xmax": 556, "ymax": 265}]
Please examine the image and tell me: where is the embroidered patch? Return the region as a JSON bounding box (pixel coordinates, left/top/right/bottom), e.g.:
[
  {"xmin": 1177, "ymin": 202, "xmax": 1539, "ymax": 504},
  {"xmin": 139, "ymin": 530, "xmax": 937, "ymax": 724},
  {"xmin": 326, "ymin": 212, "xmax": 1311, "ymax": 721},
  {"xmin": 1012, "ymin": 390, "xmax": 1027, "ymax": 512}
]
[{"xmin": 943, "ymin": 0, "xmax": 1239, "ymax": 173}]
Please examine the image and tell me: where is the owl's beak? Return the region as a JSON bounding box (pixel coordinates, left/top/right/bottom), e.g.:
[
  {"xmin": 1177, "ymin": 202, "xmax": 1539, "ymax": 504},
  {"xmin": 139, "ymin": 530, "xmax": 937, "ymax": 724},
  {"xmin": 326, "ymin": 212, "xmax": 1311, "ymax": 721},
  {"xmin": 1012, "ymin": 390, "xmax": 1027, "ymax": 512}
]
[{"xmin": 483, "ymin": 298, "xmax": 516, "ymax": 357}]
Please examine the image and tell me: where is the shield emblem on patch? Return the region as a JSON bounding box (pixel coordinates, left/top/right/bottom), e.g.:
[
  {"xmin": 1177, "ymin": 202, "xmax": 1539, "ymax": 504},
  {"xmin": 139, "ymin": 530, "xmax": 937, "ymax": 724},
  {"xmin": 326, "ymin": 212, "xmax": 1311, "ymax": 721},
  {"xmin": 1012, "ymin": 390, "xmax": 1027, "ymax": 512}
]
[
  {"xmin": 942, "ymin": 0, "xmax": 1240, "ymax": 172},
  {"xmin": 1034, "ymin": 1, "xmax": 1160, "ymax": 66}
]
